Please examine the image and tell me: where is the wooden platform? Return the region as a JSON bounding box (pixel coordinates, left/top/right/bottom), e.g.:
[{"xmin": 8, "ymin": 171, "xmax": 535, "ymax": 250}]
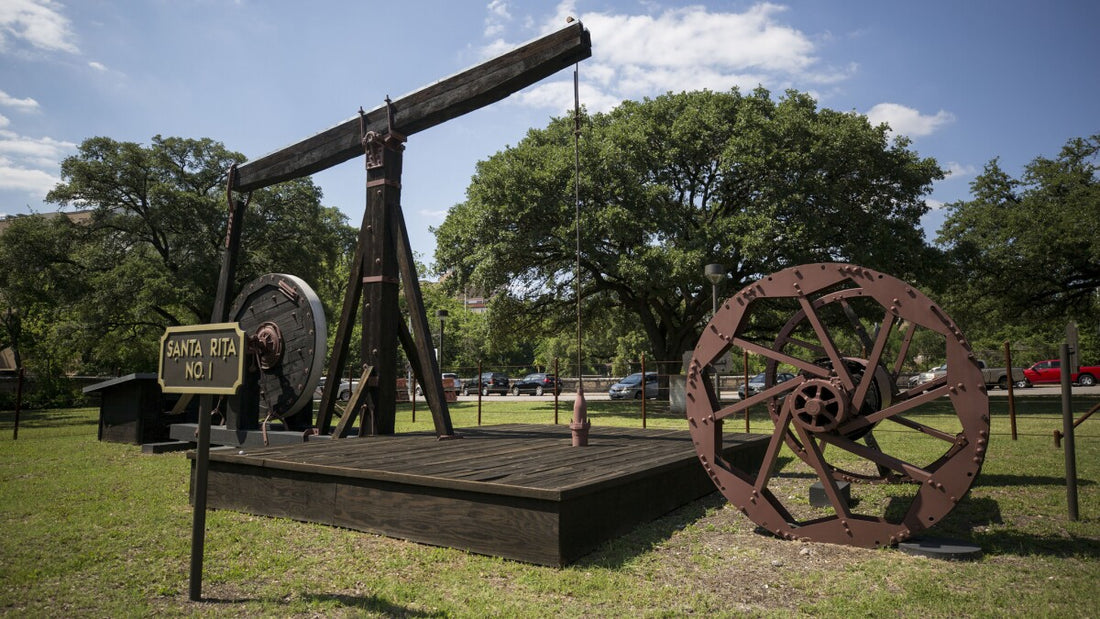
[{"xmin": 193, "ymin": 423, "xmax": 769, "ymax": 566}]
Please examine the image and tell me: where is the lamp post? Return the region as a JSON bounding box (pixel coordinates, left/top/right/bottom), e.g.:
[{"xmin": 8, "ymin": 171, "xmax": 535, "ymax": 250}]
[
  {"xmin": 436, "ymin": 309, "xmax": 448, "ymax": 369},
  {"xmin": 704, "ymin": 264, "xmax": 725, "ymax": 400},
  {"xmin": 704, "ymin": 263, "xmax": 725, "ymax": 316}
]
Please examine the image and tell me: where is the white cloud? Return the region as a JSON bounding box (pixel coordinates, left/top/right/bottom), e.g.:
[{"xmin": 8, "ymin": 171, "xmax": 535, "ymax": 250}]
[
  {"xmin": 925, "ymin": 199, "xmax": 946, "ymax": 211},
  {"xmin": 865, "ymin": 103, "xmax": 954, "ymax": 138},
  {"xmin": 0, "ymin": 130, "xmax": 74, "ymax": 196},
  {"xmin": 511, "ymin": 78, "xmax": 623, "ymax": 114},
  {"xmin": 0, "ymin": 89, "xmax": 39, "ymax": 111},
  {"xmin": 943, "ymin": 161, "xmax": 975, "ymax": 179},
  {"xmin": 484, "ymin": 3, "xmax": 842, "ymax": 112},
  {"xmin": 585, "ymin": 5, "xmax": 814, "ymax": 74},
  {"xmin": 0, "ymin": 160, "xmax": 58, "ymax": 195},
  {"xmin": 418, "ymin": 207, "xmax": 451, "ymax": 220},
  {"xmin": 0, "ymin": 113, "xmax": 7, "ymax": 128},
  {"xmin": 0, "ymin": 0, "xmax": 79, "ymax": 54},
  {"xmin": 484, "ymin": 0, "xmax": 512, "ymax": 37},
  {"xmin": 88, "ymin": 60, "xmax": 106, "ymax": 71}
]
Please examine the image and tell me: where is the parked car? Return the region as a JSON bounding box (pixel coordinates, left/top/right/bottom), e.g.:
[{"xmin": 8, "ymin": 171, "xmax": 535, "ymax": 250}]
[
  {"xmin": 608, "ymin": 372, "xmax": 658, "ymax": 400},
  {"xmin": 415, "ymin": 373, "xmax": 463, "ymax": 396},
  {"xmin": 737, "ymin": 372, "xmax": 796, "ymax": 400},
  {"xmin": 313, "ymin": 377, "xmax": 359, "ymax": 401},
  {"xmin": 469, "ymin": 372, "xmax": 510, "ymax": 396},
  {"xmin": 909, "ymin": 360, "xmax": 1026, "ymax": 390},
  {"xmin": 1023, "ymin": 359, "xmax": 1100, "ymax": 387},
  {"xmin": 907, "ymin": 364, "xmax": 947, "ymax": 388},
  {"xmin": 510, "ymin": 373, "xmax": 561, "ymax": 396}
]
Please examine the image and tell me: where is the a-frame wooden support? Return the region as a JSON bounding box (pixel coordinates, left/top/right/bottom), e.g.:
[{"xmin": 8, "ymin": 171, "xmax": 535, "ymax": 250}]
[
  {"xmin": 226, "ymin": 22, "xmax": 591, "ymax": 437},
  {"xmin": 316, "ymin": 110, "xmax": 455, "ymax": 436}
]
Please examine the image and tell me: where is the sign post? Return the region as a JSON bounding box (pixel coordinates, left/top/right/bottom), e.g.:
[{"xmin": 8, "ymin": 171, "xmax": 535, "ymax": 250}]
[{"xmin": 158, "ymin": 322, "xmax": 246, "ymax": 601}]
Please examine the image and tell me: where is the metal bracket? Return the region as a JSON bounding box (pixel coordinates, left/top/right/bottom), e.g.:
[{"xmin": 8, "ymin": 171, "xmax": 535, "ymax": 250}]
[{"xmin": 360, "ymin": 97, "xmax": 407, "ymax": 170}]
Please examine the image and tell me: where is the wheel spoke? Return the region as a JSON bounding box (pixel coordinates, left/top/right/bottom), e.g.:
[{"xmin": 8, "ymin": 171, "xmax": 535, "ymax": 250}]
[
  {"xmin": 796, "ymin": 295, "xmax": 854, "ymax": 390},
  {"xmin": 792, "ymin": 422, "xmax": 853, "ymax": 518},
  {"xmin": 839, "ymin": 298, "xmax": 875, "ymax": 353},
  {"xmin": 838, "ymin": 382, "xmax": 951, "ymax": 435},
  {"xmin": 891, "ymin": 321, "xmax": 918, "ymax": 379},
  {"xmin": 885, "ymin": 415, "xmax": 959, "ymax": 443},
  {"xmin": 850, "ymin": 311, "xmax": 896, "ymax": 413},
  {"xmin": 753, "ymin": 407, "xmax": 794, "ymax": 493},
  {"xmin": 731, "ymin": 336, "xmax": 829, "ymax": 378},
  {"xmin": 817, "ymin": 431, "xmax": 933, "ymax": 484},
  {"xmin": 713, "ymin": 375, "xmax": 805, "ymax": 422}
]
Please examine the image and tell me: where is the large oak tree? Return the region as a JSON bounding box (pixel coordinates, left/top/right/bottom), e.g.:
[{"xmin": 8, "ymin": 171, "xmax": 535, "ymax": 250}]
[
  {"xmin": 433, "ymin": 88, "xmax": 944, "ymax": 367},
  {"xmin": 0, "ymin": 135, "xmax": 355, "ymax": 375}
]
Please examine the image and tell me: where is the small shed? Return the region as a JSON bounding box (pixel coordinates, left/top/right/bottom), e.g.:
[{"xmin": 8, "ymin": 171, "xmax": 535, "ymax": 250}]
[{"xmin": 83, "ymin": 373, "xmax": 171, "ymax": 444}]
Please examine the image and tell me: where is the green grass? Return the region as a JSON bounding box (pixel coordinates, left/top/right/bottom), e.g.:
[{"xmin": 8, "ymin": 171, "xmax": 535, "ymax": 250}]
[{"xmin": 1, "ymin": 395, "xmax": 1098, "ymax": 617}]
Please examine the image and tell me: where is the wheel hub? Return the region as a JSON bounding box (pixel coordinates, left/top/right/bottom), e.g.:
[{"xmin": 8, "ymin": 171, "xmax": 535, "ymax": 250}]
[{"xmin": 790, "ymin": 378, "xmax": 848, "ymax": 433}]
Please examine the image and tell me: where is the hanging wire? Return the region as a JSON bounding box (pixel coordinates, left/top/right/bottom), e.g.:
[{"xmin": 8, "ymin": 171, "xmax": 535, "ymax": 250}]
[{"xmin": 573, "ymin": 63, "xmax": 582, "ymax": 380}]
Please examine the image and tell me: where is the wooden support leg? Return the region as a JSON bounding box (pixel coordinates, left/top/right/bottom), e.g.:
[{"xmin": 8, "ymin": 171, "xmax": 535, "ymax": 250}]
[
  {"xmin": 392, "ymin": 198, "xmax": 454, "ymax": 437},
  {"xmin": 315, "ymin": 232, "xmax": 364, "ymax": 434}
]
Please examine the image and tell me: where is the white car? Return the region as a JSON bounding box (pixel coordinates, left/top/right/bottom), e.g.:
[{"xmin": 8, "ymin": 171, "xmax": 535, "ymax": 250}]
[
  {"xmin": 908, "ymin": 364, "xmax": 947, "ymax": 388},
  {"xmin": 313, "ymin": 377, "xmax": 359, "ymax": 401},
  {"xmin": 416, "ymin": 373, "xmax": 463, "ymax": 395}
]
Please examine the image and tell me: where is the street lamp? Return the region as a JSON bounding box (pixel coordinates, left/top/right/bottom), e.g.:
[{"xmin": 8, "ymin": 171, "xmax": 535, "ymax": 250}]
[
  {"xmin": 704, "ymin": 264, "xmax": 725, "ymax": 401},
  {"xmin": 436, "ymin": 309, "xmax": 448, "ymax": 368},
  {"xmin": 704, "ymin": 263, "xmax": 725, "ymax": 316}
]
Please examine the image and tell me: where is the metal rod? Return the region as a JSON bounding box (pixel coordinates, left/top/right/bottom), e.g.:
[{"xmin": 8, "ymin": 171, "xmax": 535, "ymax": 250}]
[
  {"xmin": 12, "ymin": 367, "xmax": 24, "ymax": 440},
  {"xmin": 569, "ymin": 62, "xmax": 589, "ymax": 446},
  {"xmin": 190, "ymin": 176, "xmax": 247, "ymax": 601},
  {"xmin": 1061, "ymin": 343, "xmax": 1078, "ymax": 521},
  {"xmin": 477, "ymin": 359, "xmax": 483, "ymax": 426},
  {"xmin": 554, "ymin": 357, "xmax": 560, "ymax": 425},
  {"xmin": 1004, "ymin": 340, "xmax": 1017, "ymax": 440},
  {"xmin": 743, "ymin": 350, "xmax": 750, "ymax": 433},
  {"xmin": 641, "ymin": 353, "xmax": 648, "ymax": 429},
  {"xmin": 188, "ymin": 398, "xmax": 211, "ymax": 601}
]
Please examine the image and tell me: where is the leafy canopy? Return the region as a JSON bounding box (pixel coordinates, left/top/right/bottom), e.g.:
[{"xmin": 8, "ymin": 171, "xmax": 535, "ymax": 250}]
[
  {"xmin": 937, "ymin": 134, "xmax": 1100, "ymax": 360},
  {"xmin": 433, "ymin": 88, "xmax": 944, "ymax": 366}
]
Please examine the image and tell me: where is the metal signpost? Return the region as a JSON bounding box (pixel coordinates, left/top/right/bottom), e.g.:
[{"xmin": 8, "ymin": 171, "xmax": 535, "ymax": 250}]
[{"xmin": 158, "ymin": 323, "xmax": 246, "ymax": 601}]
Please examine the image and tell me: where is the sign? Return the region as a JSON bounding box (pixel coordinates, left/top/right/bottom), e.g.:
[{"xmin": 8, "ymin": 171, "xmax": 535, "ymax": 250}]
[{"xmin": 158, "ymin": 323, "xmax": 246, "ymax": 395}]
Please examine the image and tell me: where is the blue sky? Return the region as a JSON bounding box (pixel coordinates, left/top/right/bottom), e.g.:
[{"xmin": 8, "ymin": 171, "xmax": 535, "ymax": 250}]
[{"xmin": 1, "ymin": 1, "xmax": 1096, "ymax": 272}]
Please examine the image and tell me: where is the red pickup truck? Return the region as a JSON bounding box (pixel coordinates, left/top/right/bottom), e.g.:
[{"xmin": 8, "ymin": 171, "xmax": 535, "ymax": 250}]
[{"xmin": 1022, "ymin": 359, "xmax": 1100, "ymax": 387}]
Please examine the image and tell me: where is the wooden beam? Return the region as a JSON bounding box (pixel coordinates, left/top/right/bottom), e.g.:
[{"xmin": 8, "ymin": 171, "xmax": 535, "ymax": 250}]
[{"xmin": 233, "ymin": 22, "xmax": 591, "ymax": 192}]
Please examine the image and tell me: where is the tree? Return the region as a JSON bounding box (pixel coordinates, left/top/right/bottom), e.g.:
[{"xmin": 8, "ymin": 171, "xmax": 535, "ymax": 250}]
[
  {"xmin": 937, "ymin": 134, "xmax": 1100, "ymax": 359},
  {"xmin": 433, "ymin": 88, "xmax": 944, "ymax": 368},
  {"xmin": 0, "ymin": 135, "xmax": 356, "ymax": 374}
]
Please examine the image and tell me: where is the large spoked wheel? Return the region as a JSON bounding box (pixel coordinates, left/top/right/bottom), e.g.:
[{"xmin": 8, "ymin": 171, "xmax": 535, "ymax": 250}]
[{"xmin": 686, "ymin": 264, "xmax": 990, "ymax": 548}]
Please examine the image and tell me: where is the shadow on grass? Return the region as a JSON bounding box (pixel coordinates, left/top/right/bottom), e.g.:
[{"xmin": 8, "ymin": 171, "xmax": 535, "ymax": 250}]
[
  {"xmin": 976, "ymin": 473, "xmax": 1095, "ymax": 487},
  {"xmin": 917, "ymin": 495, "xmax": 1100, "ymax": 559},
  {"xmin": 193, "ymin": 592, "xmax": 445, "ymax": 617},
  {"xmin": 0, "ymin": 407, "xmax": 97, "ymax": 429},
  {"xmin": 975, "ymin": 529, "xmax": 1100, "ymax": 559},
  {"xmin": 301, "ymin": 593, "xmax": 447, "ymax": 617}
]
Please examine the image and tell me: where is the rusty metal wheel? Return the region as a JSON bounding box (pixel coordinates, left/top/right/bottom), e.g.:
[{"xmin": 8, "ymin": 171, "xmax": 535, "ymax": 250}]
[
  {"xmin": 229, "ymin": 273, "xmax": 326, "ymax": 422},
  {"xmin": 686, "ymin": 263, "xmax": 990, "ymax": 547}
]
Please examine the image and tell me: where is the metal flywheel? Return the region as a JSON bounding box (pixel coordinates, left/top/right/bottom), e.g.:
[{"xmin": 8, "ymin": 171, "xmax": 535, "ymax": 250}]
[{"xmin": 686, "ymin": 263, "xmax": 990, "ymax": 547}]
